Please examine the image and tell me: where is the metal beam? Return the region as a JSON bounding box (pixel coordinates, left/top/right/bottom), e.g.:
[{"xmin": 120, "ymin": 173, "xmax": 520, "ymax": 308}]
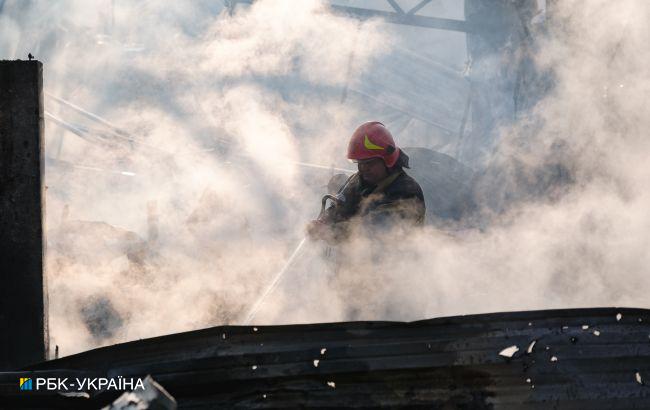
[
  {"xmin": 45, "ymin": 93, "xmax": 131, "ymax": 139},
  {"xmin": 348, "ymin": 88, "xmax": 456, "ymax": 136},
  {"xmin": 45, "ymin": 111, "xmax": 90, "ymax": 140},
  {"xmin": 45, "ymin": 157, "xmax": 136, "ymax": 177},
  {"xmin": 44, "ymin": 109, "xmax": 172, "ymax": 154},
  {"xmin": 385, "ymin": 0, "xmax": 405, "ymax": 15},
  {"xmin": 329, "ymin": 5, "xmax": 469, "ymax": 32},
  {"xmin": 407, "ymin": 0, "xmax": 433, "ymax": 15},
  {"xmin": 227, "ymin": 1, "xmax": 469, "ymax": 32}
]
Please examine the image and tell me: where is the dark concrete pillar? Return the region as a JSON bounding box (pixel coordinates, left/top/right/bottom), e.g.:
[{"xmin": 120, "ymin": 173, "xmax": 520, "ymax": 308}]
[{"xmin": 0, "ymin": 60, "xmax": 48, "ymax": 370}]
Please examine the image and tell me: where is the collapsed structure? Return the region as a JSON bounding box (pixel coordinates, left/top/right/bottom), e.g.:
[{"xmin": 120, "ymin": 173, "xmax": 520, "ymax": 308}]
[
  {"xmin": 1, "ymin": 307, "xmax": 648, "ymax": 408},
  {"xmin": 2, "ymin": 1, "xmax": 650, "ymax": 408}
]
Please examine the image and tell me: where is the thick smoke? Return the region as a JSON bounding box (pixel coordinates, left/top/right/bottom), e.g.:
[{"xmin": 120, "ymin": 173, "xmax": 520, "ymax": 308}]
[
  {"xmin": 1, "ymin": 0, "xmax": 649, "ymax": 357},
  {"xmin": 330, "ymin": 0, "xmax": 650, "ymax": 320}
]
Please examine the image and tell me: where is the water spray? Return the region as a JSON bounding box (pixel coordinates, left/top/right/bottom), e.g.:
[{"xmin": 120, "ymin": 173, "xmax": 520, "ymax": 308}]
[{"xmin": 242, "ymin": 176, "xmax": 353, "ymax": 325}]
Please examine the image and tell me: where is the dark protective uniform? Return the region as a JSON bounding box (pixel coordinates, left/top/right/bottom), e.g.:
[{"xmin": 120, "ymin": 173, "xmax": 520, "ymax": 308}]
[{"xmin": 319, "ymin": 160, "xmax": 426, "ymax": 240}]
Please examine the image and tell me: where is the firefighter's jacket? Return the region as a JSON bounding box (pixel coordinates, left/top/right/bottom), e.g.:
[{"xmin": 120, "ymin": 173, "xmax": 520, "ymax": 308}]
[{"xmin": 320, "ymin": 169, "xmax": 426, "ymax": 238}]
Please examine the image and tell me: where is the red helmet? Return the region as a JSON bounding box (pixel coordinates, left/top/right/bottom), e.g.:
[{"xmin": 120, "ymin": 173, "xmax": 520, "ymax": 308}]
[{"xmin": 347, "ymin": 121, "xmax": 400, "ymax": 168}]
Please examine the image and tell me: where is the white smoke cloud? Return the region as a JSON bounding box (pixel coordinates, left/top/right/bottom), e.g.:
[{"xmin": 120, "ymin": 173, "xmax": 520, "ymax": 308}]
[
  {"xmin": 2, "ymin": 0, "xmax": 649, "ymax": 358},
  {"xmin": 0, "ymin": 0, "xmax": 390, "ymax": 356},
  {"xmin": 299, "ymin": 0, "xmax": 650, "ymax": 321},
  {"xmin": 252, "ymin": 0, "xmax": 650, "ymax": 323}
]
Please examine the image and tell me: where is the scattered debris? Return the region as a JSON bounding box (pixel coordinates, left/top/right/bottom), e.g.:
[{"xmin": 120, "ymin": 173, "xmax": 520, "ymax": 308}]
[
  {"xmin": 639, "ymin": 318, "xmax": 643, "ymax": 323},
  {"xmin": 562, "ymin": 325, "xmax": 569, "ymax": 330},
  {"xmin": 528, "ymin": 322, "xmax": 532, "ymax": 326},
  {"xmin": 636, "ymin": 372, "xmax": 643, "ymax": 385},
  {"xmin": 327, "ymin": 381, "xmax": 336, "ymax": 388},
  {"xmin": 526, "ymin": 378, "xmax": 531, "ymax": 384},
  {"xmin": 551, "ymin": 356, "xmax": 558, "ymax": 362},
  {"xmin": 582, "ymin": 325, "xmax": 589, "ymax": 330},
  {"xmin": 527, "ymin": 340, "xmax": 537, "ymax": 354},
  {"xmin": 102, "ymin": 375, "xmax": 176, "ymax": 410},
  {"xmin": 593, "ymin": 330, "xmax": 601, "ymax": 336},
  {"xmin": 320, "ymin": 348, "xmax": 327, "ymax": 355},
  {"xmin": 222, "ymin": 333, "xmax": 227, "ymax": 340},
  {"xmin": 570, "ymin": 336, "xmax": 578, "ymax": 344},
  {"xmin": 499, "ymin": 345, "xmax": 519, "ymax": 358},
  {"xmin": 253, "ymin": 327, "xmax": 258, "ymax": 332},
  {"xmin": 59, "ymin": 391, "xmax": 90, "ymax": 398},
  {"xmin": 313, "ymin": 359, "xmax": 320, "ymax": 367},
  {"xmin": 616, "ymin": 313, "xmax": 622, "ymax": 321},
  {"xmin": 263, "ymin": 394, "xmax": 267, "ymax": 399},
  {"xmin": 252, "ymin": 365, "xmax": 257, "ymax": 370}
]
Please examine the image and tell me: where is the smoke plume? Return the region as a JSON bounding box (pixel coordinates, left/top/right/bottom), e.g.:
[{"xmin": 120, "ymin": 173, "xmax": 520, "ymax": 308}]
[{"xmin": 1, "ymin": 0, "xmax": 648, "ymax": 357}]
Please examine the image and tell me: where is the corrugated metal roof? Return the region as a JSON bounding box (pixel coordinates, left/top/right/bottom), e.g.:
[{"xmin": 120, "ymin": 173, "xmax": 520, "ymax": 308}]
[{"xmin": 2, "ymin": 307, "xmax": 650, "ymax": 408}]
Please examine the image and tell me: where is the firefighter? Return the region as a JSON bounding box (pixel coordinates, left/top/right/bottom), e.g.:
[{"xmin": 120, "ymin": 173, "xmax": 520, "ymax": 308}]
[{"xmin": 308, "ymin": 121, "xmax": 425, "ymax": 242}]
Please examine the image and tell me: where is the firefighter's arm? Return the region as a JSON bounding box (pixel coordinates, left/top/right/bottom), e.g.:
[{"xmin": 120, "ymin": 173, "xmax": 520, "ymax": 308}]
[
  {"xmin": 307, "ymin": 173, "xmax": 359, "ymax": 242},
  {"xmin": 307, "ymin": 219, "xmax": 333, "ymax": 240},
  {"xmin": 306, "ymin": 218, "xmax": 351, "ymax": 243}
]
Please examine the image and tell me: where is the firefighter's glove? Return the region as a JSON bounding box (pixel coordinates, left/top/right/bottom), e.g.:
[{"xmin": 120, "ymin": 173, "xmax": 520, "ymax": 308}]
[{"xmin": 306, "ymin": 219, "xmax": 336, "ymax": 242}]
